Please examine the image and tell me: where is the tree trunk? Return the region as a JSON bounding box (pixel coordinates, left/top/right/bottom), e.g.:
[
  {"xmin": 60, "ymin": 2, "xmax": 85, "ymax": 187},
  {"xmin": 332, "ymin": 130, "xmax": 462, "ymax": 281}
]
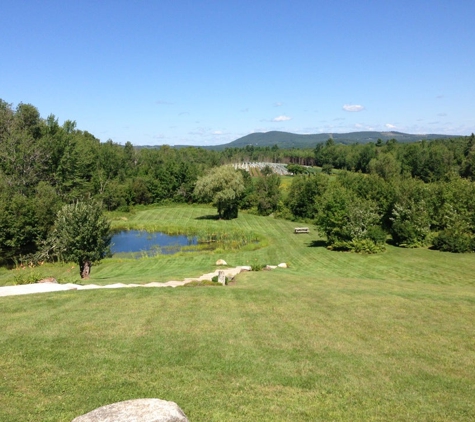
[{"xmin": 80, "ymin": 260, "xmax": 91, "ymax": 279}]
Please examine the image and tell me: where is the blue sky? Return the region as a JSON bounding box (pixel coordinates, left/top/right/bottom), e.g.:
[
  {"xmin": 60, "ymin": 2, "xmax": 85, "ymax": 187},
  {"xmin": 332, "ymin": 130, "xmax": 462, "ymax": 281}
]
[{"xmin": 1, "ymin": 0, "xmax": 475, "ymax": 146}]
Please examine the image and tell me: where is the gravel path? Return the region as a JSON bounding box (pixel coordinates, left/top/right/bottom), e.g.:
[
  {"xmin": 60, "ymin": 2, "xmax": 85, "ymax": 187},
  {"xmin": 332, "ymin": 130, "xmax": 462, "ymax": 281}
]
[{"xmin": 0, "ymin": 266, "xmax": 252, "ymax": 298}]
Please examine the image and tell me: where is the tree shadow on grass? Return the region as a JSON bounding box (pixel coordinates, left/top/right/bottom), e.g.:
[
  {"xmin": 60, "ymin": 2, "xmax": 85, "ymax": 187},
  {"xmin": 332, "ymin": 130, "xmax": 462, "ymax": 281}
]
[
  {"xmin": 195, "ymin": 214, "xmax": 220, "ymax": 220},
  {"xmin": 307, "ymin": 240, "xmax": 327, "ymax": 248}
]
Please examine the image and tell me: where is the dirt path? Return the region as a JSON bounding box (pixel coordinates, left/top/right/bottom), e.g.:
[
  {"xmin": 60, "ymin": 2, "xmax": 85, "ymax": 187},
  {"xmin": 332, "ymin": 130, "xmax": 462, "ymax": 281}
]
[{"xmin": 0, "ymin": 266, "xmax": 252, "ymax": 298}]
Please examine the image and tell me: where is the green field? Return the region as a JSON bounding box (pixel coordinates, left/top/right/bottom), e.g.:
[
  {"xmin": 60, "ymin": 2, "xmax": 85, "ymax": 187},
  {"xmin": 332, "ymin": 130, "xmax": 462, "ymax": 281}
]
[{"xmin": 1, "ymin": 205, "xmax": 475, "ymax": 421}]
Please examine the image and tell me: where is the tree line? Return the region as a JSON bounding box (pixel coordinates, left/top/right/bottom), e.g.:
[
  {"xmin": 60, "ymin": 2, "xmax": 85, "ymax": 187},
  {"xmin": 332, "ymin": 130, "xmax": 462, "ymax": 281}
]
[
  {"xmin": 314, "ymin": 135, "xmax": 475, "ymax": 182},
  {"xmin": 284, "ymin": 171, "xmax": 475, "ymax": 253},
  {"xmin": 1, "ymin": 99, "xmax": 475, "ymax": 266}
]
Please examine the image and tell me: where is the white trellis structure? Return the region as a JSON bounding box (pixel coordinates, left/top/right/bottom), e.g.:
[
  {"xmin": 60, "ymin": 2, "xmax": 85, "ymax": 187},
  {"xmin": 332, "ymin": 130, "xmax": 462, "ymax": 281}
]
[{"xmin": 232, "ymin": 162, "xmax": 290, "ymax": 175}]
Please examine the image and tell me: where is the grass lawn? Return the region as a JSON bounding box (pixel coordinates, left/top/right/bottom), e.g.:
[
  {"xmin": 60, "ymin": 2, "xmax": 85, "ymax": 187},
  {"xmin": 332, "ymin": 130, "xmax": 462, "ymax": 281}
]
[{"xmin": 1, "ymin": 204, "xmax": 475, "ymax": 421}]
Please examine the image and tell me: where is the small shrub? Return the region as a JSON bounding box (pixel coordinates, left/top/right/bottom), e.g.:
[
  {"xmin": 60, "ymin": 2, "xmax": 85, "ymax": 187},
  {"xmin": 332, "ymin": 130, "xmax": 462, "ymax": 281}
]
[
  {"xmin": 322, "ymin": 164, "xmax": 333, "ymax": 174},
  {"xmin": 251, "ymin": 263, "xmax": 264, "ymax": 271},
  {"xmin": 367, "ymin": 226, "xmax": 387, "ymax": 245},
  {"xmin": 13, "ymin": 269, "xmax": 42, "ymax": 285},
  {"xmin": 329, "ymin": 239, "xmax": 385, "ymax": 254},
  {"xmin": 433, "ymin": 230, "xmax": 475, "ymax": 253}
]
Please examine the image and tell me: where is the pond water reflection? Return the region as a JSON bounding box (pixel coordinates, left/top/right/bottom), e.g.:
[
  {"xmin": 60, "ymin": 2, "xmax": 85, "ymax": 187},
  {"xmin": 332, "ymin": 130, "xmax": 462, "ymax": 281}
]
[{"xmin": 110, "ymin": 230, "xmax": 198, "ymax": 257}]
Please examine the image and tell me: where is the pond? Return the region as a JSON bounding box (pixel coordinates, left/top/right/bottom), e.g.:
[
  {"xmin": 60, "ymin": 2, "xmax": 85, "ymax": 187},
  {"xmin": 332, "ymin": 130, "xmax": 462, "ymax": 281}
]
[{"xmin": 110, "ymin": 230, "xmax": 198, "ymax": 257}]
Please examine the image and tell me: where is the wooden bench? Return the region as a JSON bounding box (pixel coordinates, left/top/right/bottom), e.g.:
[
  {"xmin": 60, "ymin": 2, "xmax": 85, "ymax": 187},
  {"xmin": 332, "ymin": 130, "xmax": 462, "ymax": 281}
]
[{"xmin": 294, "ymin": 227, "xmax": 309, "ymax": 234}]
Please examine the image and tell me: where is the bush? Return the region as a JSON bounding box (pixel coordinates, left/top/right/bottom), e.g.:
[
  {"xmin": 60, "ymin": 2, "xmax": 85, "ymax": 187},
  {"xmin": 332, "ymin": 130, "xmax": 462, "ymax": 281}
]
[
  {"xmin": 390, "ymin": 201, "xmax": 431, "ymax": 248},
  {"xmin": 433, "ymin": 230, "xmax": 475, "ymax": 253},
  {"xmin": 13, "ymin": 268, "xmax": 42, "ymax": 285},
  {"xmin": 330, "ymin": 239, "xmax": 385, "ymax": 254},
  {"xmin": 367, "ymin": 226, "xmax": 387, "ymax": 245}
]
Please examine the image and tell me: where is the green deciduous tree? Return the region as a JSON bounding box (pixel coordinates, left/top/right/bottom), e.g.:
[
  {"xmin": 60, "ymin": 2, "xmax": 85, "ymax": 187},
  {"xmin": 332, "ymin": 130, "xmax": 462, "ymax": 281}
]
[
  {"xmin": 194, "ymin": 166, "xmax": 245, "ymax": 219},
  {"xmin": 43, "ymin": 200, "xmax": 111, "ymax": 278},
  {"xmin": 432, "ymin": 204, "xmax": 475, "ymax": 252},
  {"xmin": 389, "ymin": 201, "xmax": 431, "ymax": 247},
  {"xmin": 368, "ymin": 153, "xmax": 401, "ymax": 180},
  {"xmin": 286, "ymin": 173, "xmax": 328, "ymax": 220},
  {"xmin": 255, "ymin": 166, "xmax": 281, "ymax": 216},
  {"xmin": 316, "ymin": 183, "xmax": 385, "ymax": 252}
]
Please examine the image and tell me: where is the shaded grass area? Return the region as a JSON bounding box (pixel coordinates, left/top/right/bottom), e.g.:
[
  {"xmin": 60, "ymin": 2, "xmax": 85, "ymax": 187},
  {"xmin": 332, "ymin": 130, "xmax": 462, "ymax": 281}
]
[
  {"xmin": 1, "ymin": 272, "xmax": 474, "ymax": 421},
  {"xmin": 1, "ymin": 204, "xmax": 475, "ymax": 420}
]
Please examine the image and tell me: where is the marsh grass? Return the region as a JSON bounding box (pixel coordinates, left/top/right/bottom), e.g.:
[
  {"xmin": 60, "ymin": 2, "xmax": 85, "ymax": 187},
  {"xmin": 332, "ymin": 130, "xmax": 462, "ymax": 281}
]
[
  {"xmin": 1, "ymin": 204, "xmax": 475, "ymax": 421},
  {"xmin": 112, "ymin": 220, "xmax": 263, "ymax": 253}
]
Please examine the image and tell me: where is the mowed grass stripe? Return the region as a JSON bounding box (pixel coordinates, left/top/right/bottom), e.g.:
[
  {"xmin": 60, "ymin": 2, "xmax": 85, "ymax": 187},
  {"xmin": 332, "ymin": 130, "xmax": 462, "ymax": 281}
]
[{"xmin": 1, "ymin": 213, "xmax": 475, "ymax": 421}]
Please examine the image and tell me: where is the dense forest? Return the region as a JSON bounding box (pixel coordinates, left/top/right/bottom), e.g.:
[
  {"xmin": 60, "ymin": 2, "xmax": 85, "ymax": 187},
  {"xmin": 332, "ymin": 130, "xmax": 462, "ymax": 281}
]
[{"xmin": 1, "ymin": 99, "xmax": 475, "ymax": 265}]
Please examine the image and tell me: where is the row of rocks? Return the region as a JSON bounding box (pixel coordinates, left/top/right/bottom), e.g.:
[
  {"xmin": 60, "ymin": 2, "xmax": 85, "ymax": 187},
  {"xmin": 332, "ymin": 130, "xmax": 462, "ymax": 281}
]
[
  {"xmin": 215, "ymin": 259, "xmax": 288, "ymax": 269},
  {"xmin": 0, "ymin": 261, "xmax": 289, "ymax": 297}
]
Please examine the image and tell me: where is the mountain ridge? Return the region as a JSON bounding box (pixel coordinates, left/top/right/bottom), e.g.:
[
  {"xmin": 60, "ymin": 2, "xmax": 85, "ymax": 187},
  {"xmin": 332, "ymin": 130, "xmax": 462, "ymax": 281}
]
[
  {"xmin": 138, "ymin": 130, "xmax": 460, "ymax": 150},
  {"xmin": 205, "ymin": 130, "xmax": 457, "ymax": 150}
]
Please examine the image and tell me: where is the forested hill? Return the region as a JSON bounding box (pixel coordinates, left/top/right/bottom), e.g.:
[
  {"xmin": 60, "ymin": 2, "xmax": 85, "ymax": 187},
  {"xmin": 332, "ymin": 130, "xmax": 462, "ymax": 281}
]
[
  {"xmin": 204, "ymin": 131, "xmax": 456, "ymax": 150},
  {"xmin": 138, "ymin": 131, "xmax": 456, "ymax": 150}
]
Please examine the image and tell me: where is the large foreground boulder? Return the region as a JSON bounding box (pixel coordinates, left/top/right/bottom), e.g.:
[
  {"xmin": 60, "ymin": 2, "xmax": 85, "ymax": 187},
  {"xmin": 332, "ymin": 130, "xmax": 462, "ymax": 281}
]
[{"xmin": 72, "ymin": 398, "xmax": 189, "ymax": 422}]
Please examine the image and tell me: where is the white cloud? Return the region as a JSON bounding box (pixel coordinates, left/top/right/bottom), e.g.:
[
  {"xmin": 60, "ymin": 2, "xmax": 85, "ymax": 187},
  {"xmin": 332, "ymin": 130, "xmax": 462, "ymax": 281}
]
[
  {"xmin": 385, "ymin": 123, "xmax": 396, "ymax": 129},
  {"xmin": 271, "ymin": 115, "xmax": 292, "ymax": 122},
  {"xmin": 212, "ymin": 130, "xmax": 224, "ymax": 135},
  {"xmin": 343, "ymin": 104, "xmax": 365, "ymax": 112},
  {"xmin": 274, "ymin": 102, "xmax": 284, "ymax": 107}
]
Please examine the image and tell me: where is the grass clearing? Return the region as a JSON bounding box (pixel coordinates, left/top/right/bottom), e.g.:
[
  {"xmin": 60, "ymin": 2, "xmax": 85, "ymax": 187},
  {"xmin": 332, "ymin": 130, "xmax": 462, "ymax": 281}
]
[{"xmin": 1, "ymin": 204, "xmax": 475, "ymax": 421}]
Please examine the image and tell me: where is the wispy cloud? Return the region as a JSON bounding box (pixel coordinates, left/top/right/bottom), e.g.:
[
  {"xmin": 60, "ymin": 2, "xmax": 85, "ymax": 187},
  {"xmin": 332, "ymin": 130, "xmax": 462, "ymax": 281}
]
[
  {"xmin": 354, "ymin": 123, "xmax": 374, "ymax": 130},
  {"xmin": 385, "ymin": 123, "xmax": 396, "ymax": 129},
  {"xmin": 271, "ymin": 115, "xmax": 292, "ymax": 122},
  {"xmin": 274, "ymin": 102, "xmax": 284, "ymax": 107},
  {"xmin": 343, "ymin": 104, "xmax": 365, "ymax": 112}
]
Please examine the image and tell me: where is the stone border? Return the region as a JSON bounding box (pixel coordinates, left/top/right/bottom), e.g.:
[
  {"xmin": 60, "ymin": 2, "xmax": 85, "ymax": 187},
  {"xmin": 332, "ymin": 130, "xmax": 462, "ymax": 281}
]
[{"xmin": 0, "ymin": 265, "xmax": 286, "ymax": 298}]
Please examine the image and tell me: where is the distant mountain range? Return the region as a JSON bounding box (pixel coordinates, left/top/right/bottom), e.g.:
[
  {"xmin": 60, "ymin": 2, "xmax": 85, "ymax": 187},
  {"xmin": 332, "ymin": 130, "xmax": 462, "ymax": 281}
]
[
  {"xmin": 205, "ymin": 131, "xmax": 457, "ymax": 150},
  {"xmin": 139, "ymin": 130, "xmax": 459, "ymax": 150}
]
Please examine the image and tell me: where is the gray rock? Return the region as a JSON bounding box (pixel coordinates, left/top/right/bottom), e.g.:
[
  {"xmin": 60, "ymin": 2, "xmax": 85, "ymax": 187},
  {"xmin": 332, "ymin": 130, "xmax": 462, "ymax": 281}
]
[{"xmin": 72, "ymin": 398, "xmax": 189, "ymax": 422}]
